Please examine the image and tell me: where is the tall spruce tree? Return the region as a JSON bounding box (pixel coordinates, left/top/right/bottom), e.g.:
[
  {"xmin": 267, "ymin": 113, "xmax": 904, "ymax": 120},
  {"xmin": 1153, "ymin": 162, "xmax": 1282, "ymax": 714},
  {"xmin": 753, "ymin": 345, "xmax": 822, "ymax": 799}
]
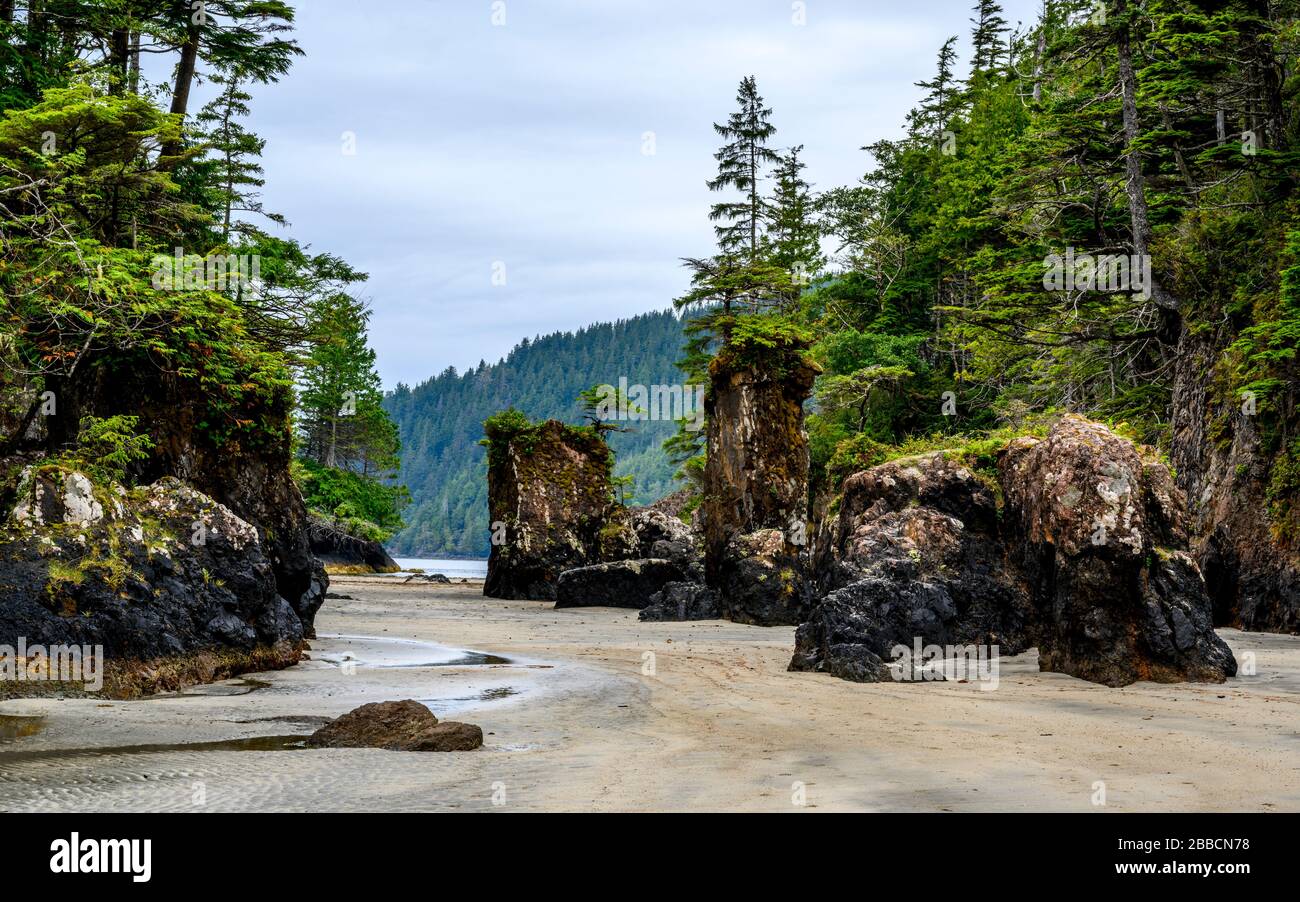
[
  {"xmin": 970, "ymin": 0, "xmax": 1010, "ymax": 77},
  {"xmin": 707, "ymin": 75, "xmax": 780, "ymax": 260}
]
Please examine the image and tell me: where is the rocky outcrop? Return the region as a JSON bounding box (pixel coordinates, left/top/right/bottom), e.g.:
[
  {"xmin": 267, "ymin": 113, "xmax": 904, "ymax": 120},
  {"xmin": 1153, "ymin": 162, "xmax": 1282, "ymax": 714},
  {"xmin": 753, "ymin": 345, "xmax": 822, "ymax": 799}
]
[
  {"xmin": 1170, "ymin": 325, "xmax": 1299, "ymax": 633},
  {"xmin": 307, "ymin": 514, "xmax": 399, "ymax": 575},
  {"xmin": 0, "ymin": 468, "xmax": 304, "ymax": 696},
  {"xmin": 702, "ymin": 347, "xmax": 818, "ymax": 625},
  {"xmin": 555, "ymin": 559, "xmax": 687, "ymax": 609},
  {"xmin": 306, "ymin": 700, "xmax": 483, "ymax": 751},
  {"xmin": 639, "ymin": 581, "xmax": 721, "ymax": 622},
  {"xmin": 1000, "ymin": 416, "xmax": 1236, "ymax": 686},
  {"xmin": 484, "ymin": 418, "xmax": 628, "ymax": 600},
  {"xmin": 791, "ymin": 454, "xmax": 1032, "ymax": 682},
  {"xmin": 796, "ymin": 418, "xmax": 1236, "ymax": 688},
  {"xmin": 42, "ymin": 361, "xmax": 324, "ymax": 632}
]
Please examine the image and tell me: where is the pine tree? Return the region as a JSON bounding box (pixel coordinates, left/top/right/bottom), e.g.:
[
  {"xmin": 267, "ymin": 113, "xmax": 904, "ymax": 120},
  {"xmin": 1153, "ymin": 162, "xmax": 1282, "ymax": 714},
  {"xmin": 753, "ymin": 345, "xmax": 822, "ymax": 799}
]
[
  {"xmin": 707, "ymin": 75, "xmax": 780, "ymax": 260},
  {"xmin": 970, "ymin": 0, "xmax": 1010, "ymax": 77},
  {"xmin": 913, "ymin": 36, "xmax": 961, "ymax": 137},
  {"xmin": 195, "ymin": 67, "xmax": 285, "ymax": 243},
  {"xmin": 764, "ymin": 145, "xmax": 823, "ymax": 295}
]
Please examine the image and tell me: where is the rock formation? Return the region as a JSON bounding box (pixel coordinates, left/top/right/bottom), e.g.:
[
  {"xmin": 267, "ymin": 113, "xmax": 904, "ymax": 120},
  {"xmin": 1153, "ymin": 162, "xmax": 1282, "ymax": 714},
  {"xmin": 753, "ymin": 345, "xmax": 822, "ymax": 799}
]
[
  {"xmin": 306, "ymin": 699, "xmax": 483, "ymax": 751},
  {"xmin": 639, "ymin": 582, "xmax": 721, "ymax": 622},
  {"xmin": 1170, "ymin": 328, "xmax": 1299, "ymax": 633},
  {"xmin": 702, "ymin": 344, "xmax": 819, "ymax": 625},
  {"xmin": 795, "ymin": 417, "xmax": 1237, "ymax": 688},
  {"xmin": 791, "ymin": 453, "xmax": 1033, "ymax": 682},
  {"xmin": 307, "ymin": 514, "xmax": 400, "ymax": 575},
  {"xmin": 0, "ymin": 469, "xmax": 304, "ymax": 697},
  {"xmin": 555, "ymin": 559, "xmax": 687, "ymax": 609},
  {"xmin": 1000, "ymin": 416, "xmax": 1236, "ymax": 686},
  {"xmin": 41, "ymin": 362, "xmax": 326, "ymax": 634},
  {"xmin": 483, "ymin": 417, "xmax": 629, "ymax": 600}
]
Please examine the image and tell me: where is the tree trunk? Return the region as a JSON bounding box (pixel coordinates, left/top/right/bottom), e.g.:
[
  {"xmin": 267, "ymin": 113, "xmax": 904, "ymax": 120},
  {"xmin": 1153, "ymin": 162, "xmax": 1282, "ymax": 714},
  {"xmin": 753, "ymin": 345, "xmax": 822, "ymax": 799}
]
[
  {"xmin": 109, "ymin": 28, "xmax": 130, "ymax": 94},
  {"xmin": 1115, "ymin": 0, "xmax": 1177, "ymax": 313},
  {"xmin": 161, "ymin": 21, "xmax": 202, "ymax": 162},
  {"xmin": 129, "ymin": 30, "xmax": 141, "ymax": 94}
]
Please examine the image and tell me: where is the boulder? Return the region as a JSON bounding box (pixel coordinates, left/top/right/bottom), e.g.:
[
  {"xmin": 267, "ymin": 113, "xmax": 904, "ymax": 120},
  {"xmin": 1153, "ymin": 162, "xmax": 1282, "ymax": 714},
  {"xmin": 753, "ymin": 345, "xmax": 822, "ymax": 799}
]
[
  {"xmin": 554, "ymin": 559, "xmax": 686, "ymax": 609},
  {"xmin": 791, "ymin": 454, "xmax": 1032, "ymax": 682},
  {"xmin": 305, "ymin": 700, "xmax": 483, "ymax": 751},
  {"xmin": 639, "ymin": 582, "xmax": 722, "ymax": 622},
  {"xmin": 1000, "ymin": 416, "xmax": 1236, "ymax": 686},
  {"xmin": 0, "ymin": 470, "xmax": 304, "ymax": 694},
  {"xmin": 796, "ymin": 419, "xmax": 1236, "ymax": 688}
]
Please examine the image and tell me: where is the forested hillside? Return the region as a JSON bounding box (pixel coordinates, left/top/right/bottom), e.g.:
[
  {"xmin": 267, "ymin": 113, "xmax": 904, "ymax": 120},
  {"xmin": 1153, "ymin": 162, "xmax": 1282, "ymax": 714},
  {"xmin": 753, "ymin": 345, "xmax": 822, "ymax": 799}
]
[
  {"xmin": 384, "ymin": 310, "xmax": 685, "ymax": 557},
  {"xmin": 659, "ymin": 0, "xmax": 1298, "ymax": 627}
]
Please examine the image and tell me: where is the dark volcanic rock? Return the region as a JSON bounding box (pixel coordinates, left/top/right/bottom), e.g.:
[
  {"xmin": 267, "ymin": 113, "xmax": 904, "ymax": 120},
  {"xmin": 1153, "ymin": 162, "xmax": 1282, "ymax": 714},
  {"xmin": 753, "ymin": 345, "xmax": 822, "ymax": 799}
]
[
  {"xmin": 555, "ymin": 559, "xmax": 686, "ymax": 609},
  {"xmin": 1000, "ymin": 416, "xmax": 1236, "ymax": 686},
  {"xmin": 306, "ymin": 700, "xmax": 483, "ymax": 751},
  {"xmin": 639, "ymin": 581, "xmax": 721, "ymax": 622},
  {"xmin": 484, "ymin": 419, "xmax": 628, "ymax": 600},
  {"xmin": 796, "ymin": 419, "xmax": 1235, "ymax": 688},
  {"xmin": 307, "ymin": 514, "xmax": 399, "ymax": 574},
  {"xmin": 717, "ymin": 529, "xmax": 811, "ymax": 626},
  {"xmin": 293, "ymin": 558, "xmax": 328, "ymax": 640},
  {"xmin": 0, "ymin": 469, "xmax": 304, "ymax": 691},
  {"xmin": 791, "ymin": 454, "xmax": 1032, "ymax": 681}
]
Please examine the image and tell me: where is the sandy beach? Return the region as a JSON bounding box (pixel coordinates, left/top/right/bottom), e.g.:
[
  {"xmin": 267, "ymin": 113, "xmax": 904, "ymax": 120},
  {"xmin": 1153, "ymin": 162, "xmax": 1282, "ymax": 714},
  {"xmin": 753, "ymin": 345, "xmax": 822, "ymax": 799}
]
[{"xmin": 1, "ymin": 577, "xmax": 1297, "ymax": 813}]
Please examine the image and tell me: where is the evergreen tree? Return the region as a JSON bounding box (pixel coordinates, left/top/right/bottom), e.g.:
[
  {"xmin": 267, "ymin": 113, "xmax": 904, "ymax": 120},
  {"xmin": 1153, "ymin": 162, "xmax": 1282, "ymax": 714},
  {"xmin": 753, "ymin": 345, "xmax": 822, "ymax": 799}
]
[
  {"xmin": 970, "ymin": 0, "xmax": 1010, "ymax": 77},
  {"xmin": 195, "ymin": 67, "xmax": 286, "ymax": 243},
  {"xmin": 707, "ymin": 75, "xmax": 780, "ymax": 260},
  {"xmin": 764, "ymin": 145, "xmax": 824, "ymax": 293},
  {"xmin": 913, "ymin": 36, "xmax": 961, "ymax": 137}
]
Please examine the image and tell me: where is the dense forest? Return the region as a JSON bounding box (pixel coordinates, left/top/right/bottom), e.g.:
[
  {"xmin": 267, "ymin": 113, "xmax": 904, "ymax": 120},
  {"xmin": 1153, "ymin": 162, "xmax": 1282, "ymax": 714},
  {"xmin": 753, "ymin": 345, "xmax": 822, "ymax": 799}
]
[
  {"xmin": 0, "ymin": 2, "xmax": 404, "ymax": 546},
  {"xmin": 383, "ymin": 311, "xmax": 684, "ymax": 558}
]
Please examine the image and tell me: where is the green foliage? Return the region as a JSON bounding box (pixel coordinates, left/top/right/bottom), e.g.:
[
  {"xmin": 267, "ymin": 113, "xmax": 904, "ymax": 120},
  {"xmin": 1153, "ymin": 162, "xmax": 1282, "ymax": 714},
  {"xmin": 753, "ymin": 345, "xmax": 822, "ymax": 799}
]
[
  {"xmin": 712, "ymin": 313, "xmax": 813, "ymax": 375},
  {"xmin": 295, "ymin": 458, "xmax": 407, "ymax": 540},
  {"xmin": 66, "ymin": 416, "xmax": 155, "ymax": 484}
]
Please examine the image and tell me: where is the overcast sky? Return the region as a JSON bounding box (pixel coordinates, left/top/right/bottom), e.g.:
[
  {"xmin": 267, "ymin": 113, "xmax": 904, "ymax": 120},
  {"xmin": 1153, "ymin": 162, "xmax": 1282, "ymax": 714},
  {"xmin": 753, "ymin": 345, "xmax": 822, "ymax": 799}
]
[{"xmin": 211, "ymin": 0, "xmax": 1042, "ymax": 389}]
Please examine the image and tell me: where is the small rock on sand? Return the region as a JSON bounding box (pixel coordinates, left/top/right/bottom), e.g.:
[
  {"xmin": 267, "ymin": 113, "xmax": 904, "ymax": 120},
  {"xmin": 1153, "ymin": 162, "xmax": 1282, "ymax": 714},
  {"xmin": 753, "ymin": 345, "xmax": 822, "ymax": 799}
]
[{"xmin": 306, "ymin": 699, "xmax": 483, "ymax": 751}]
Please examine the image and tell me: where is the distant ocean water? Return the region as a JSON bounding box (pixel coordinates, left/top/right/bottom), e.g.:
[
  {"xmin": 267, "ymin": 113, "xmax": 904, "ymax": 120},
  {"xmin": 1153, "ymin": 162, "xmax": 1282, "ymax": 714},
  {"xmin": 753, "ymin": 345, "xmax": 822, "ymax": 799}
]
[{"xmin": 392, "ymin": 558, "xmax": 488, "ymax": 579}]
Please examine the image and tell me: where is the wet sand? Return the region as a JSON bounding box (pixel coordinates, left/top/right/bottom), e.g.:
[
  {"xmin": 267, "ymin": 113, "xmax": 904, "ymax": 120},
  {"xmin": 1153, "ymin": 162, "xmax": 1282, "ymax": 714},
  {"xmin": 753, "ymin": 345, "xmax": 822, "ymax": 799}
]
[{"xmin": 1, "ymin": 578, "xmax": 1297, "ymax": 812}]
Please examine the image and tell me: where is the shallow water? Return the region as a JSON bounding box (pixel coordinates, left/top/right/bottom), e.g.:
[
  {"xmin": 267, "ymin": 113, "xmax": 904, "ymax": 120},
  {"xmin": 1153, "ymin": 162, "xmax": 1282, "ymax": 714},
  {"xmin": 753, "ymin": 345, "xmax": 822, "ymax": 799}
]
[
  {"xmin": 312, "ymin": 634, "xmax": 510, "ymax": 669},
  {"xmin": 391, "ymin": 558, "xmax": 488, "ymax": 579}
]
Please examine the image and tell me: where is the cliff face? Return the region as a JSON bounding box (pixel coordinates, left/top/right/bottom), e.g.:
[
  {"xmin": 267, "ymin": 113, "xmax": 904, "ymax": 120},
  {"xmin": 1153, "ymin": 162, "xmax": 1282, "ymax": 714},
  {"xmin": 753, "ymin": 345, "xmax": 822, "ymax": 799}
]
[
  {"xmin": 702, "ymin": 354, "xmax": 819, "ymax": 625},
  {"xmin": 484, "ymin": 419, "xmax": 629, "ymax": 600},
  {"xmin": 1171, "ymin": 326, "xmax": 1299, "ymax": 633}
]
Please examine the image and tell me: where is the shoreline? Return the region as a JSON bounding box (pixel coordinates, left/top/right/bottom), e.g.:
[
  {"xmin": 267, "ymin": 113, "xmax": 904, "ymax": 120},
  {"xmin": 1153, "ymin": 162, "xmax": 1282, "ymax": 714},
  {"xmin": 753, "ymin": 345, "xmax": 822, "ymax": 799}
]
[{"xmin": 1, "ymin": 578, "xmax": 1297, "ymax": 812}]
